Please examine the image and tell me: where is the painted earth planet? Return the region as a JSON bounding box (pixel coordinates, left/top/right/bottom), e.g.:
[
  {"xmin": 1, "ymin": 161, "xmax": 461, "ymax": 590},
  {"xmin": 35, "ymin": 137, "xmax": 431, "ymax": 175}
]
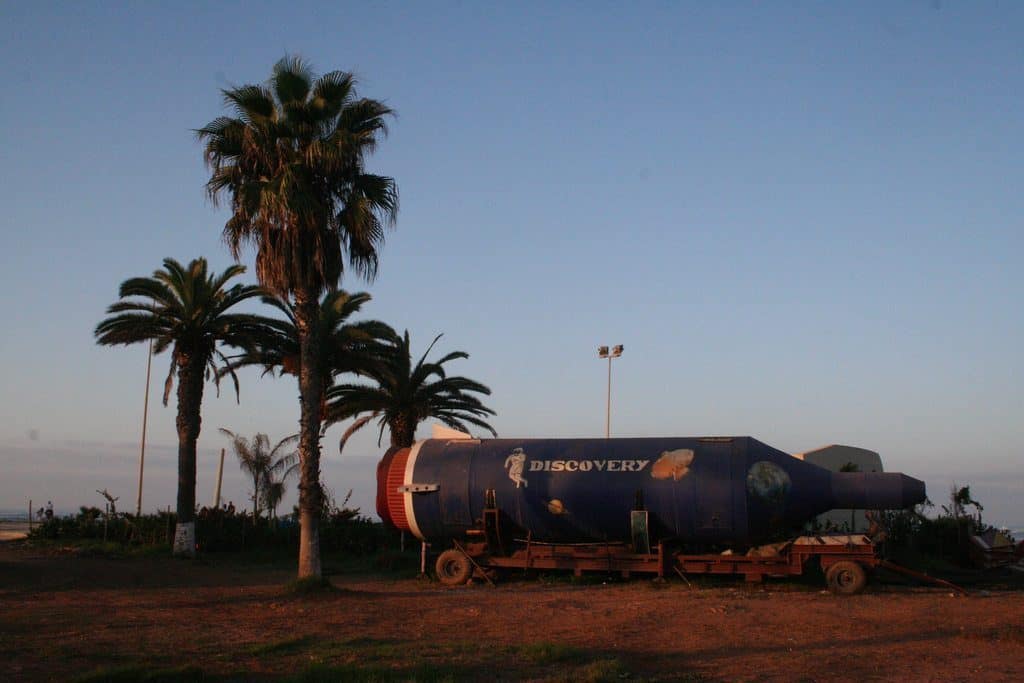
[{"xmin": 746, "ymin": 460, "xmax": 791, "ymax": 504}]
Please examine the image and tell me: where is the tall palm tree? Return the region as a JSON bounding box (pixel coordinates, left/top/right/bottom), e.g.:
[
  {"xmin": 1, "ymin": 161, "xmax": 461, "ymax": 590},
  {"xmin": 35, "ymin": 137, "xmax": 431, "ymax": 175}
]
[
  {"xmin": 95, "ymin": 257, "xmax": 263, "ymax": 556},
  {"xmin": 218, "ymin": 429, "xmax": 297, "ymax": 520},
  {"xmin": 325, "ymin": 331, "xmax": 498, "ymax": 449},
  {"xmin": 198, "ymin": 56, "xmax": 398, "ymax": 579}
]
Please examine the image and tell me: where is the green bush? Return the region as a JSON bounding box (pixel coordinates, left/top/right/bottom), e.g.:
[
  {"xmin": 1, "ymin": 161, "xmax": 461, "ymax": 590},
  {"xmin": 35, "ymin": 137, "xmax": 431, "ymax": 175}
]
[
  {"xmin": 30, "ymin": 507, "xmax": 175, "ymax": 545},
  {"xmin": 28, "ymin": 505, "xmax": 397, "ymax": 557},
  {"xmin": 879, "ymin": 487, "xmax": 992, "ymax": 569}
]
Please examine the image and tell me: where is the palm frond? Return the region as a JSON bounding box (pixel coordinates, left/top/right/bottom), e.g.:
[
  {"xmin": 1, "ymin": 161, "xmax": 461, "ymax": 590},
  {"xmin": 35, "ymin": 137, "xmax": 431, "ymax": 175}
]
[
  {"xmin": 96, "ymin": 257, "xmax": 264, "ymax": 407},
  {"xmin": 222, "ymin": 85, "xmax": 276, "ymax": 121},
  {"xmin": 272, "ymin": 55, "xmax": 314, "ymax": 106},
  {"xmin": 200, "ymin": 56, "xmax": 398, "ymax": 298},
  {"xmin": 324, "ymin": 330, "xmax": 496, "ymax": 447}
]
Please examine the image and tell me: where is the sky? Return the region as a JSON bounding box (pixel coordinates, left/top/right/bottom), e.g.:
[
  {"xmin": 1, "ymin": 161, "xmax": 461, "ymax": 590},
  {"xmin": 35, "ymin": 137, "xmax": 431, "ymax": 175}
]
[{"xmin": 1, "ymin": 2, "xmax": 1021, "ymax": 528}]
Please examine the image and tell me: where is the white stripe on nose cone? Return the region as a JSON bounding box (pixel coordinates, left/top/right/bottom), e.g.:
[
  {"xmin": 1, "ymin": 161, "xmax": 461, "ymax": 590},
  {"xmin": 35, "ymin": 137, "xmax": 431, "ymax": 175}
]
[{"xmin": 402, "ymin": 440, "xmax": 426, "ymax": 540}]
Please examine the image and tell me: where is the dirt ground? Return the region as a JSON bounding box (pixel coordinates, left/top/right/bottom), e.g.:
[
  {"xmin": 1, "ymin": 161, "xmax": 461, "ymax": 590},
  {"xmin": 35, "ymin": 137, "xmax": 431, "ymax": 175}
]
[{"xmin": 2, "ymin": 543, "xmax": 1023, "ymax": 682}]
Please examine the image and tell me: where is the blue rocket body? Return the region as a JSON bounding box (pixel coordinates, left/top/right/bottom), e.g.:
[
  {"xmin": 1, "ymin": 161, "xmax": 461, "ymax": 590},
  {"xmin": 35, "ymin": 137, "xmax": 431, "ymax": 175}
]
[{"xmin": 378, "ymin": 436, "xmax": 926, "ymax": 547}]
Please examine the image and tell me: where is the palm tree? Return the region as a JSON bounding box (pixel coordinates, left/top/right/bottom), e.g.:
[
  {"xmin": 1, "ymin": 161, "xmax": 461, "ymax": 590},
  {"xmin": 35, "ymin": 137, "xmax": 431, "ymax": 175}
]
[
  {"xmin": 226, "ymin": 290, "xmax": 396, "ymax": 413},
  {"xmin": 218, "ymin": 429, "xmax": 297, "ymax": 520},
  {"xmin": 262, "ymin": 480, "xmax": 286, "ymax": 520},
  {"xmin": 198, "ymin": 56, "xmax": 398, "ymax": 579},
  {"xmin": 95, "ymin": 257, "xmax": 263, "ymax": 556},
  {"xmin": 325, "ymin": 331, "xmax": 497, "ymax": 449},
  {"xmin": 263, "ymin": 459, "xmax": 299, "ymax": 521}
]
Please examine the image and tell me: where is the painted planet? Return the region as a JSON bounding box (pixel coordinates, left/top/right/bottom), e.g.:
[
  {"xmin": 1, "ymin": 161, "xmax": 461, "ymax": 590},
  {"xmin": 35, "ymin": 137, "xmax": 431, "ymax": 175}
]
[{"xmin": 746, "ymin": 461, "xmax": 791, "ymax": 504}]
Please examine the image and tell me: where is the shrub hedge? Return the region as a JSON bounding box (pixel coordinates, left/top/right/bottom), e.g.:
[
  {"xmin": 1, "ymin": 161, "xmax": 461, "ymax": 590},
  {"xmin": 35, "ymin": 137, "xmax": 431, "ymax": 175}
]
[{"xmin": 28, "ymin": 505, "xmax": 396, "ymax": 555}]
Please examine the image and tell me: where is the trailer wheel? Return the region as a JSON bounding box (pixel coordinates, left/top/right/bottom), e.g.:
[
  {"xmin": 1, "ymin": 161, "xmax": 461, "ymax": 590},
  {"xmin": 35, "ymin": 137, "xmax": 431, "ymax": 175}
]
[
  {"xmin": 436, "ymin": 549, "xmax": 473, "ymax": 586},
  {"xmin": 826, "ymin": 561, "xmax": 867, "ymax": 595}
]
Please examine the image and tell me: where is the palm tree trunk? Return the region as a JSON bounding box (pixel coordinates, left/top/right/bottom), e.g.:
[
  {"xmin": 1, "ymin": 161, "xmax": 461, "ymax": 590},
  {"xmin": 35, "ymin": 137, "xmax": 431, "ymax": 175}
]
[
  {"xmin": 294, "ymin": 291, "xmax": 323, "ymax": 579},
  {"xmin": 173, "ymin": 355, "xmax": 205, "ymax": 557},
  {"xmin": 389, "ymin": 414, "xmax": 416, "ymax": 450},
  {"xmin": 252, "ymin": 471, "xmax": 260, "ymax": 521}
]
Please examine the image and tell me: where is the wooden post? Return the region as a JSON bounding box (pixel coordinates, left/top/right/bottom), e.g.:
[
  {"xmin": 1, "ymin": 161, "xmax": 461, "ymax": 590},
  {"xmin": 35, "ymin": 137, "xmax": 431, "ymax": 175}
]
[{"xmin": 213, "ymin": 448, "xmax": 225, "ymax": 508}]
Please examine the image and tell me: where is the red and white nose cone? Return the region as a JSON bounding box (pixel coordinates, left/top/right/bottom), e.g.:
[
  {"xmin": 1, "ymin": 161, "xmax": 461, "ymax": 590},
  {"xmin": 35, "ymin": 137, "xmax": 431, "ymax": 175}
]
[{"xmin": 376, "ymin": 447, "xmax": 411, "ymax": 532}]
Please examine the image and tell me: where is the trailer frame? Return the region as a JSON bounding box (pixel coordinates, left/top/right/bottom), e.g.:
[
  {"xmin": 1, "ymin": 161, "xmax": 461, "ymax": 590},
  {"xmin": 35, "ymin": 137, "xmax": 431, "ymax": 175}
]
[
  {"xmin": 445, "ymin": 533, "xmax": 882, "ymax": 593},
  {"xmin": 431, "ymin": 490, "xmax": 964, "ymax": 594}
]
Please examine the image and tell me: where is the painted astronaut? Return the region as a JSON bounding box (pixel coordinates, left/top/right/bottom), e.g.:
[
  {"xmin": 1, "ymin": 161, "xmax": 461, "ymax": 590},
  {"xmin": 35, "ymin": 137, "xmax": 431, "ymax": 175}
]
[{"xmin": 504, "ymin": 448, "xmax": 528, "ymax": 488}]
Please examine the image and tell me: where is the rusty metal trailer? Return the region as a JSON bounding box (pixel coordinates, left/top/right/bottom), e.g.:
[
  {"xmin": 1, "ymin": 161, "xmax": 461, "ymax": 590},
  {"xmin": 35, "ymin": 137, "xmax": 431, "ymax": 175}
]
[
  {"xmin": 429, "ymin": 488, "xmax": 901, "ymax": 594},
  {"xmin": 436, "ymin": 534, "xmax": 886, "ymax": 594}
]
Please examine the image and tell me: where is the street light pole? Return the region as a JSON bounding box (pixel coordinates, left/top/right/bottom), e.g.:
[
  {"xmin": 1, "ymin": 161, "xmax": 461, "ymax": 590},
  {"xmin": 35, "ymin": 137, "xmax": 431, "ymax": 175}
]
[
  {"xmin": 606, "ymin": 354, "xmax": 612, "ymax": 438},
  {"xmin": 136, "ymin": 338, "xmax": 153, "ymax": 518},
  {"xmin": 597, "ymin": 345, "xmax": 624, "ymax": 438}
]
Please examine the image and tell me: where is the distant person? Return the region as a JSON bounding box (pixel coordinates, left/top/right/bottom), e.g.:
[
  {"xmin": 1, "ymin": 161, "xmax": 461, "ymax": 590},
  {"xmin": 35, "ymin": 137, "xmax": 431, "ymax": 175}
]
[
  {"xmin": 45, "ymin": 501, "xmax": 53, "ymax": 520},
  {"xmin": 227, "ymin": 501, "xmax": 236, "ymax": 515}
]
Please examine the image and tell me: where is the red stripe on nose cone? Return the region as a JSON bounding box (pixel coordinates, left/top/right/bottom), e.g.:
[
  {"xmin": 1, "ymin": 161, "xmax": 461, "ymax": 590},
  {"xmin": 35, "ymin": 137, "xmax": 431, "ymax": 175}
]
[{"xmin": 376, "ymin": 447, "xmax": 411, "ymax": 531}]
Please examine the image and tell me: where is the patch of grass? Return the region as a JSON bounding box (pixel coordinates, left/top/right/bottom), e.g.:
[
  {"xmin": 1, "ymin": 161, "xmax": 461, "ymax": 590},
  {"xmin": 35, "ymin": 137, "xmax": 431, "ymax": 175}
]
[
  {"xmin": 964, "ymin": 624, "xmax": 1024, "ymax": 643},
  {"xmin": 68, "ymin": 650, "xmax": 133, "ymax": 665},
  {"xmin": 664, "ymin": 674, "xmax": 706, "ymax": 682},
  {"xmin": 73, "ymin": 664, "xmax": 207, "ymax": 683},
  {"xmin": 248, "ymin": 635, "xmax": 317, "ymax": 657},
  {"xmin": 321, "ymin": 548, "xmax": 423, "ymax": 577},
  {"xmin": 517, "ymin": 641, "xmax": 588, "ymax": 665},
  {"xmin": 287, "ymin": 650, "xmax": 635, "ymax": 683},
  {"xmin": 68, "ymin": 541, "xmax": 132, "ymax": 558},
  {"xmin": 22, "ymin": 538, "xmax": 157, "ymax": 558},
  {"xmin": 430, "ymin": 640, "xmax": 490, "ymax": 658},
  {"xmin": 530, "ymin": 570, "xmax": 622, "ymax": 587},
  {"xmin": 201, "ymin": 546, "xmax": 298, "ymax": 567},
  {"xmin": 548, "ymin": 658, "xmax": 630, "ymax": 683},
  {"xmin": 314, "ymin": 637, "xmax": 402, "ymax": 663},
  {"xmin": 285, "ymin": 576, "xmax": 336, "ymax": 595},
  {"xmin": 884, "ymin": 546, "xmax": 965, "ymax": 577},
  {"xmin": 286, "ymin": 662, "xmax": 460, "ymax": 682},
  {"xmin": 127, "ymin": 543, "xmax": 174, "ymax": 558}
]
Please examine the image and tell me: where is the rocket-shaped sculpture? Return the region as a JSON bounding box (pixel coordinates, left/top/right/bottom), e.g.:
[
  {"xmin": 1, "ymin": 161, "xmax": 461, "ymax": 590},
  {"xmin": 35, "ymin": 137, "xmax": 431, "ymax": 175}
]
[{"xmin": 378, "ymin": 436, "xmax": 926, "ymax": 547}]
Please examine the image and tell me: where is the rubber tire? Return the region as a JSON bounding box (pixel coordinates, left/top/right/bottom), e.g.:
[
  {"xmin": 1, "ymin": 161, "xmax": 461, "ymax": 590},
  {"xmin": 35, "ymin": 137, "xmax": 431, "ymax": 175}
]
[
  {"xmin": 826, "ymin": 561, "xmax": 868, "ymax": 595},
  {"xmin": 436, "ymin": 549, "xmax": 473, "ymax": 586}
]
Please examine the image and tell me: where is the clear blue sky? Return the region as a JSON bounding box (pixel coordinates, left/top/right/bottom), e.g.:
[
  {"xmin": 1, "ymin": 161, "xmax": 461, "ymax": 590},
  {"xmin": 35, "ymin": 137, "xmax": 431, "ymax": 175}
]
[{"xmin": 1, "ymin": 2, "xmax": 1021, "ymax": 527}]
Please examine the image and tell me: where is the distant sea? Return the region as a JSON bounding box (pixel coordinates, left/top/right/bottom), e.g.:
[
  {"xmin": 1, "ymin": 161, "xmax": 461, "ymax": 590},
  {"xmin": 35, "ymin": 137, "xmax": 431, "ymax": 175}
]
[
  {"xmin": 0, "ymin": 509, "xmax": 32, "ymax": 540},
  {"xmin": 0, "ymin": 507, "xmax": 67, "ymax": 522},
  {"xmin": 0, "ymin": 508, "xmax": 30, "ymax": 522}
]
